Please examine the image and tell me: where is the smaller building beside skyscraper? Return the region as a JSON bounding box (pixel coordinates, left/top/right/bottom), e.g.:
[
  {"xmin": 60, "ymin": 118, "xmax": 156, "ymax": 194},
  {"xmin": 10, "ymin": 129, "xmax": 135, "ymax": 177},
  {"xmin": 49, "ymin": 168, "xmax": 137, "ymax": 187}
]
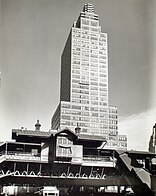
[{"xmin": 51, "ymin": 3, "xmax": 127, "ymax": 150}]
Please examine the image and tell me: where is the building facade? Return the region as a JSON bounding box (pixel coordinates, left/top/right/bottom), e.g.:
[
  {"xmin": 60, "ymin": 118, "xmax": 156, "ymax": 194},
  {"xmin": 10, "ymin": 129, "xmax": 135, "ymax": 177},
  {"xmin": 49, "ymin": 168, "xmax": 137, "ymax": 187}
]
[
  {"xmin": 149, "ymin": 123, "xmax": 156, "ymax": 153},
  {"xmin": 51, "ymin": 3, "xmax": 127, "ymax": 150}
]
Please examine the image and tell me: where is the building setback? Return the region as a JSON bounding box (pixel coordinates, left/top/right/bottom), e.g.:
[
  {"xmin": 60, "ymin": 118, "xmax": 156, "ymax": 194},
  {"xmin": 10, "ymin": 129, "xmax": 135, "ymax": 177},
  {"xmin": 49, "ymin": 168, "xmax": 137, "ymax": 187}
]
[{"xmin": 51, "ymin": 3, "xmax": 127, "ymax": 150}]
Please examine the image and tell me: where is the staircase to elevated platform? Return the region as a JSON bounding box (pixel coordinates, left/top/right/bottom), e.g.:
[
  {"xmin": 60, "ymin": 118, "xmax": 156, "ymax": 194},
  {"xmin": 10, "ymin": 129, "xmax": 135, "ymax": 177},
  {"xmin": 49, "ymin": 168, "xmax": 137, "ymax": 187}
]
[{"xmin": 115, "ymin": 151, "xmax": 156, "ymax": 196}]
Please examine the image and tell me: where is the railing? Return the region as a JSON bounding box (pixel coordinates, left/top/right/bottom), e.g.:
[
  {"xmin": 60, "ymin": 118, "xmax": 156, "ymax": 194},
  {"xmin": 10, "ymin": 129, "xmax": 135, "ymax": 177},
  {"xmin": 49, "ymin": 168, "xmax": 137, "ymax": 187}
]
[
  {"xmin": 0, "ymin": 151, "xmax": 116, "ymax": 166},
  {"xmin": 0, "ymin": 151, "xmax": 41, "ymax": 162},
  {"xmin": 83, "ymin": 155, "xmax": 114, "ymax": 161},
  {"xmin": 82, "ymin": 155, "xmax": 116, "ymax": 167}
]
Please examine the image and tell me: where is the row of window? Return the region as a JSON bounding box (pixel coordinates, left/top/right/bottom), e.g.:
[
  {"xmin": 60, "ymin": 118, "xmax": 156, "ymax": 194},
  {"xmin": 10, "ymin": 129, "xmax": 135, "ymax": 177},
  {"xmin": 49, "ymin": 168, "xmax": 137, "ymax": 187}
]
[
  {"xmin": 61, "ymin": 111, "xmax": 112, "ymax": 119},
  {"xmin": 81, "ymin": 25, "xmax": 100, "ymax": 32},
  {"xmin": 72, "ymin": 89, "xmax": 108, "ymax": 97},
  {"xmin": 109, "ymin": 120, "xmax": 118, "ymax": 125},
  {"xmin": 56, "ymin": 148, "xmax": 71, "ymax": 156},
  {"xmin": 57, "ymin": 137, "xmax": 72, "ymax": 145},
  {"xmin": 72, "ymin": 78, "xmax": 107, "ymax": 84},
  {"xmin": 72, "ymin": 79, "xmax": 108, "ymax": 87},
  {"xmin": 73, "ymin": 33, "xmax": 106, "ymax": 43},
  {"xmin": 72, "ymin": 56, "xmax": 107, "ymax": 63},
  {"xmin": 72, "ymin": 38, "xmax": 106, "ymax": 46},
  {"xmin": 73, "ymin": 47, "xmax": 106, "ymax": 54},
  {"xmin": 61, "ymin": 109, "xmax": 112, "ymax": 118},
  {"xmin": 61, "ymin": 120, "xmax": 109, "ymax": 129},
  {"xmin": 72, "ymin": 66, "xmax": 107, "ymax": 72},
  {"xmin": 72, "ymin": 94, "xmax": 108, "ymax": 101},
  {"xmin": 72, "ymin": 74, "xmax": 107, "ymax": 80},
  {"xmin": 118, "ymin": 137, "xmax": 127, "ymax": 141},
  {"xmin": 72, "ymin": 59, "xmax": 107, "ymax": 65},
  {"xmin": 72, "ymin": 65, "xmax": 107, "ymax": 70},
  {"xmin": 109, "ymin": 108, "xmax": 117, "ymax": 113},
  {"xmin": 61, "ymin": 103, "xmax": 110, "ymax": 111},
  {"xmin": 109, "ymin": 114, "xmax": 117, "ymax": 119},
  {"xmin": 106, "ymin": 142, "xmax": 127, "ymax": 148},
  {"xmin": 73, "ymin": 60, "xmax": 107, "ymax": 67},
  {"xmin": 72, "ymin": 42, "xmax": 106, "ymax": 52},
  {"xmin": 81, "ymin": 18, "xmax": 99, "ymax": 27},
  {"xmin": 72, "ymin": 28, "xmax": 107, "ymax": 38},
  {"xmin": 109, "ymin": 125, "xmax": 118, "ymax": 130},
  {"xmin": 71, "ymin": 99, "xmax": 108, "ymax": 106},
  {"xmin": 81, "ymin": 129, "xmax": 108, "ymax": 135}
]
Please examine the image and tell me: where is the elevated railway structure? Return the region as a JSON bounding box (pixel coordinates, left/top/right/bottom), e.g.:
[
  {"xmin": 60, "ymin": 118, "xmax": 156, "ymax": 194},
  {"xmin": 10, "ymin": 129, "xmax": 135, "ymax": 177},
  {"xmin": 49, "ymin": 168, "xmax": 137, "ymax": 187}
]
[{"xmin": 0, "ymin": 128, "xmax": 156, "ymax": 195}]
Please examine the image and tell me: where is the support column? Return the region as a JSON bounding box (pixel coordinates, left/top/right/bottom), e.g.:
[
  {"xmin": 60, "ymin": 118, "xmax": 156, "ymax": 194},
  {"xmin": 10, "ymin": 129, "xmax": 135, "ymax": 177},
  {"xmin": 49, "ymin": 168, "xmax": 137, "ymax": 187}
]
[
  {"xmin": 117, "ymin": 186, "xmax": 120, "ymax": 193},
  {"xmin": 13, "ymin": 162, "xmax": 16, "ymax": 172},
  {"xmin": 78, "ymin": 166, "xmax": 82, "ymax": 177},
  {"xmin": 67, "ymin": 165, "xmax": 70, "ymax": 176},
  {"xmin": 26, "ymin": 163, "xmax": 29, "ymax": 175}
]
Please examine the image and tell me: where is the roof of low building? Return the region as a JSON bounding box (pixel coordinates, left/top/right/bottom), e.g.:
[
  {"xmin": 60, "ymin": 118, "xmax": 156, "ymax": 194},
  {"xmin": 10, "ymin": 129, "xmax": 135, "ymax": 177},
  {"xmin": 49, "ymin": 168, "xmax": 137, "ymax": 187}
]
[
  {"xmin": 12, "ymin": 129, "xmax": 51, "ymax": 138},
  {"xmin": 12, "ymin": 128, "xmax": 106, "ymax": 143},
  {"xmin": 126, "ymin": 150, "xmax": 156, "ymax": 157}
]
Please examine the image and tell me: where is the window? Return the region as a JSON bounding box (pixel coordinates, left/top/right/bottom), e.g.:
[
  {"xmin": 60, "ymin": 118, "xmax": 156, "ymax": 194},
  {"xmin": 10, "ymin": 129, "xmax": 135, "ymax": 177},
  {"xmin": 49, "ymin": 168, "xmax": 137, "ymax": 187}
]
[
  {"xmin": 71, "ymin": 111, "xmax": 81, "ymax": 115},
  {"xmin": 72, "ymin": 89, "xmax": 79, "ymax": 93},
  {"xmin": 80, "ymin": 100, "xmax": 89, "ymax": 104},
  {"xmin": 80, "ymin": 85, "xmax": 89, "ymax": 90},
  {"xmin": 80, "ymin": 90, "xmax": 89, "ymax": 94},
  {"xmin": 91, "ymin": 77, "xmax": 98, "ymax": 81},
  {"xmin": 80, "ymin": 95, "xmax": 89, "ymax": 99},
  {"xmin": 100, "ymin": 108, "xmax": 108, "ymax": 112},
  {"xmin": 91, "ymin": 72, "xmax": 98, "ymax": 76},
  {"xmin": 62, "ymin": 115, "xmax": 70, "ymax": 120},
  {"xmin": 72, "ymin": 105, "xmax": 81, "ymax": 110},
  {"xmin": 62, "ymin": 104, "xmax": 70, "ymax": 108},
  {"xmin": 57, "ymin": 137, "xmax": 62, "ymax": 144},
  {"xmin": 100, "ymin": 33, "xmax": 107, "ymax": 38},
  {"xmin": 82, "ymin": 18, "xmax": 89, "ymax": 25},
  {"xmin": 63, "ymin": 138, "xmax": 67, "ymax": 144},
  {"xmin": 73, "ymin": 60, "xmax": 80, "ymax": 65},
  {"xmin": 91, "ymin": 96, "xmax": 98, "ymax": 100},
  {"xmin": 91, "ymin": 27, "xmax": 98, "ymax": 32},
  {"xmin": 73, "ymin": 74, "xmax": 80, "ymax": 79},
  {"xmin": 100, "ymin": 102, "xmax": 107, "ymax": 106},
  {"xmin": 48, "ymin": 193, "xmax": 55, "ymax": 195},
  {"xmin": 91, "ymin": 37, "xmax": 98, "ymax": 41},
  {"xmin": 100, "ymin": 92, "xmax": 107, "ymax": 96},
  {"xmin": 61, "ymin": 121, "xmax": 70, "ymax": 125},
  {"xmin": 91, "ymin": 112, "xmax": 98, "ymax": 117},
  {"xmin": 90, "ymin": 107, "xmax": 98, "ymax": 111},
  {"xmin": 91, "ymin": 82, "xmax": 98, "ymax": 86},
  {"xmin": 72, "ymin": 79, "xmax": 80, "ymax": 83},
  {"xmin": 90, "ymin": 63, "xmax": 98, "ymax": 67},
  {"xmin": 91, "ymin": 91, "xmax": 98, "ymax": 95},
  {"xmin": 81, "ymin": 112, "xmax": 89, "ymax": 116},
  {"xmin": 99, "ymin": 83, "xmax": 107, "ymax": 87},
  {"xmin": 72, "ymin": 65, "xmax": 80, "ymax": 69},
  {"xmin": 82, "ymin": 26, "xmax": 89, "ymax": 30},
  {"xmin": 81, "ymin": 71, "xmax": 89, "ymax": 76},
  {"xmin": 31, "ymin": 149, "xmax": 38, "ymax": 155},
  {"xmin": 90, "ymin": 21, "xmax": 98, "ymax": 27},
  {"xmin": 99, "ymin": 69, "xmax": 107, "ymax": 73}
]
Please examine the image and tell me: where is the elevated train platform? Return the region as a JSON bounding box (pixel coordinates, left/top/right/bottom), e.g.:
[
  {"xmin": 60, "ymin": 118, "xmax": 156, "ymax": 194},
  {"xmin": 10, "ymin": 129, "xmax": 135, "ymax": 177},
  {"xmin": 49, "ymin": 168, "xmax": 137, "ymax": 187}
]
[{"xmin": 0, "ymin": 128, "xmax": 155, "ymax": 195}]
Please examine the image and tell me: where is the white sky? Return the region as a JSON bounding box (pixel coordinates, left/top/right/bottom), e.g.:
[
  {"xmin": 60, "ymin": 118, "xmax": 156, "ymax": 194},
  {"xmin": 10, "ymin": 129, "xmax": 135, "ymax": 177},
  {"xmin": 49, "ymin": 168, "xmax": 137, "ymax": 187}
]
[{"xmin": 0, "ymin": 0, "xmax": 156, "ymax": 150}]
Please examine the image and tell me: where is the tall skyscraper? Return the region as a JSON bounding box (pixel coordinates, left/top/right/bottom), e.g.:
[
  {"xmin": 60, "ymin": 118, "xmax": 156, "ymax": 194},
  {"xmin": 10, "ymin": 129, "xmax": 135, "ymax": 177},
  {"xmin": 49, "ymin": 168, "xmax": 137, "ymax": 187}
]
[{"xmin": 51, "ymin": 4, "xmax": 127, "ymax": 150}]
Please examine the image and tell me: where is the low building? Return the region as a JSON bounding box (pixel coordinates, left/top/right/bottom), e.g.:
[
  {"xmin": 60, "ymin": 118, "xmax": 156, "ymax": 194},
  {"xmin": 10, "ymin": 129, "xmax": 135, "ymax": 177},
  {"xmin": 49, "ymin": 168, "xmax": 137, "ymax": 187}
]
[{"xmin": 11, "ymin": 126, "xmax": 116, "ymax": 167}]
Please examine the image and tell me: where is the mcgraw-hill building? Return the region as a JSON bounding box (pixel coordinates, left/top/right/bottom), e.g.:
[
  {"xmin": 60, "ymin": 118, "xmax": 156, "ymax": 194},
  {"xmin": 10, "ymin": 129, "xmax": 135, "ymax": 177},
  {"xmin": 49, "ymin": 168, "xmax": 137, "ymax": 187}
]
[{"xmin": 51, "ymin": 3, "xmax": 127, "ymax": 150}]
